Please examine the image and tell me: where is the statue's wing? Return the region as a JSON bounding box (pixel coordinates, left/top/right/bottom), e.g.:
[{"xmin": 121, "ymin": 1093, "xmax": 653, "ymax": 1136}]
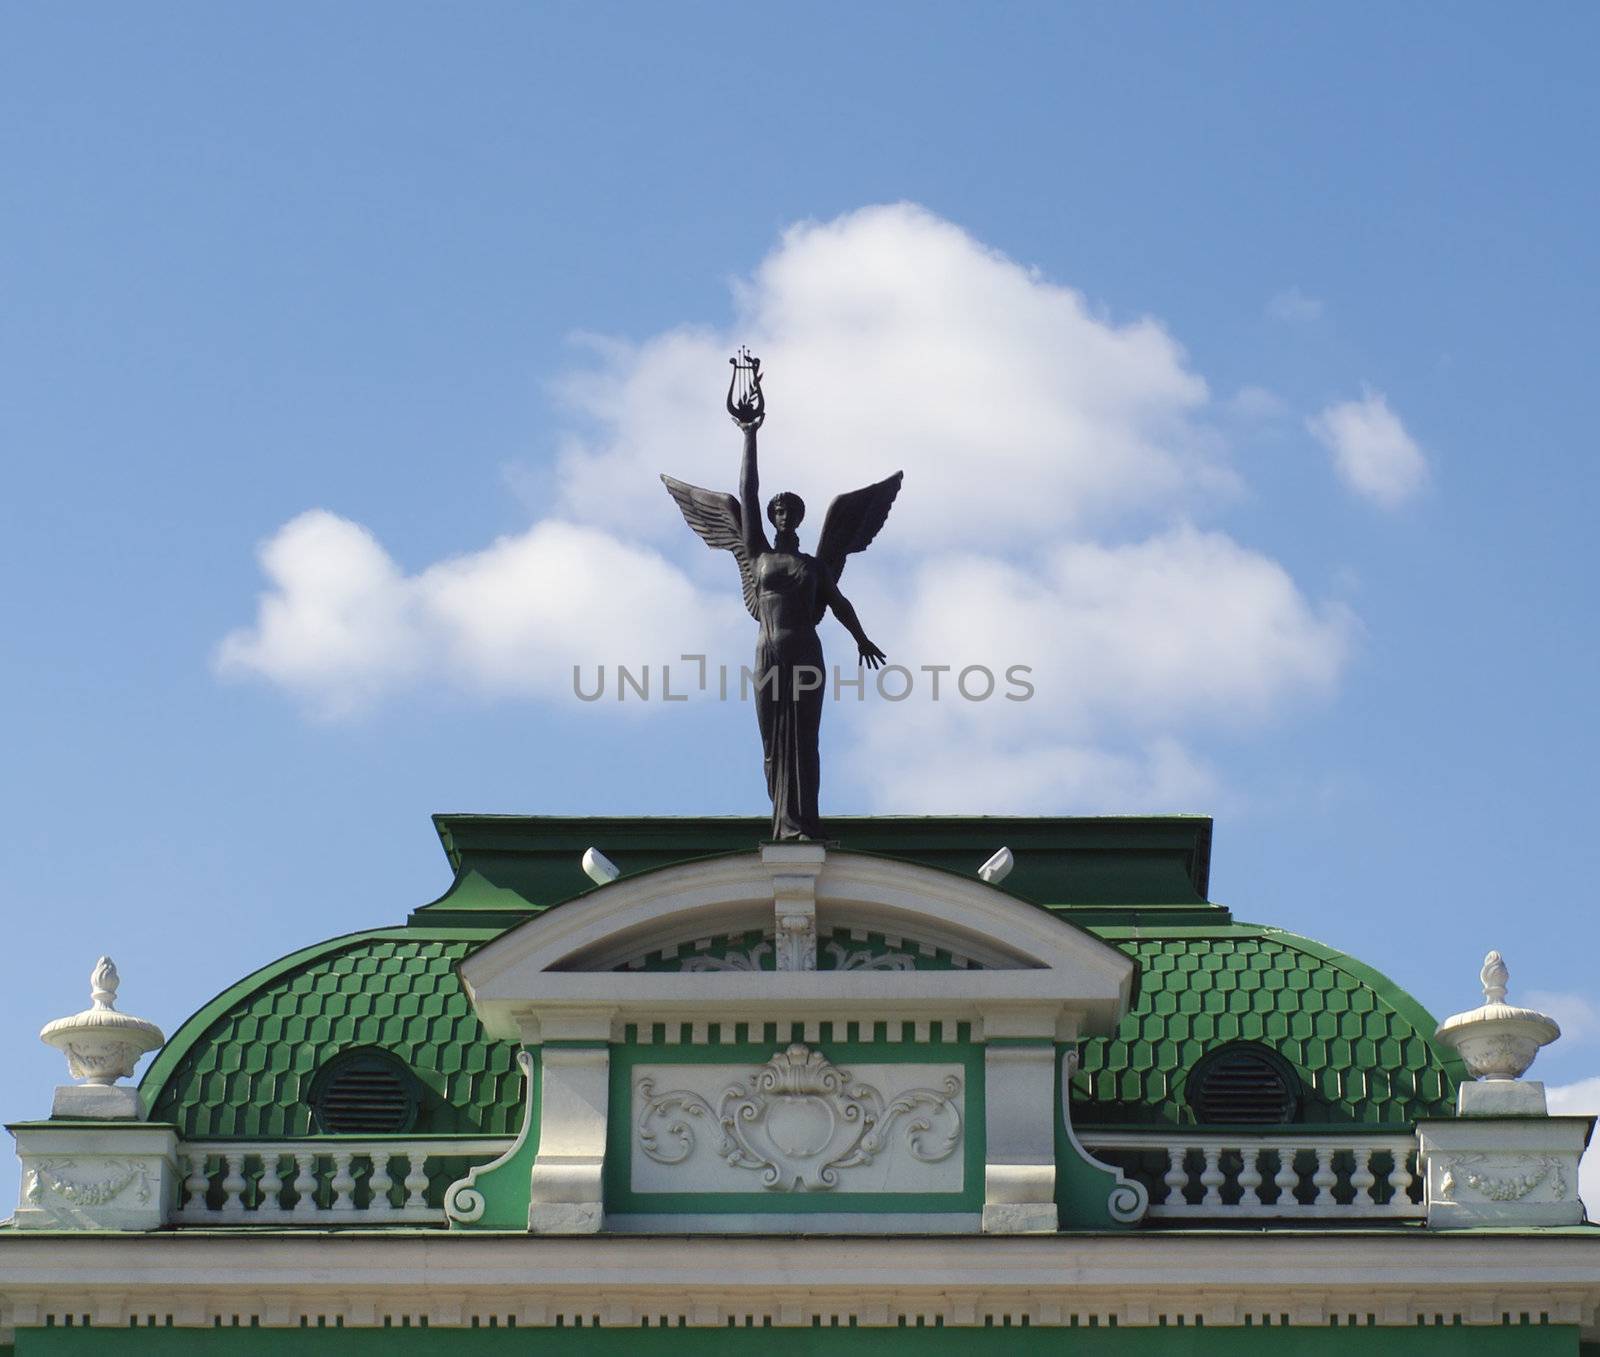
[
  {"xmin": 660, "ymin": 474, "xmax": 758, "ymax": 620},
  {"xmin": 813, "ymin": 471, "xmax": 903, "ymax": 618}
]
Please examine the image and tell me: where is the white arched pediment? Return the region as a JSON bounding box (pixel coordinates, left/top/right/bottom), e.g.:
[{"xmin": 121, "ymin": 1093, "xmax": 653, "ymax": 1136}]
[{"xmin": 459, "ymin": 846, "xmax": 1134, "ymax": 1043}]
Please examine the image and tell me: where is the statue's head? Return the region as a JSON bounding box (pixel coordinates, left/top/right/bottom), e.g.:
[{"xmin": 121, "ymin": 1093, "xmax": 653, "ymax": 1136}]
[{"xmin": 767, "ymin": 492, "xmax": 805, "ymax": 536}]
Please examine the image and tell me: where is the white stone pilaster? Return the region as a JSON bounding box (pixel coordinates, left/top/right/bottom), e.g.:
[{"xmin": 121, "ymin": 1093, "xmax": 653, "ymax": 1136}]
[
  {"xmin": 761, "ymin": 843, "xmax": 824, "ymax": 971},
  {"xmin": 522, "ymin": 1010, "xmax": 612, "ymax": 1235},
  {"xmin": 980, "ymin": 1017, "xmax": 1058, "ymax": 1233}
]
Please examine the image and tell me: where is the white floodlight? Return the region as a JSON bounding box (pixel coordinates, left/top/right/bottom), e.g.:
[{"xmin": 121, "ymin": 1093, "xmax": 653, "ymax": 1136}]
[
  {"xmin": 978, "ymin": 846, "xmax": 1014, "ymax": 885},
  {"xmin": 582, "ymin": 847, "xmax": 621, "ymax": 886}
]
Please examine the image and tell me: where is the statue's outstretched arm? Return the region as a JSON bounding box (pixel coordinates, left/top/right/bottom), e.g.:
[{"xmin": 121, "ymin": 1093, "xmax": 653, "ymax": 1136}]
[
  {"xmin": 820, "ymin": 569, "xmax": 886, "ymax": 670},
  {"xmin": 738, "ymin": 424, "xmax": 769, "ymax": 559}
]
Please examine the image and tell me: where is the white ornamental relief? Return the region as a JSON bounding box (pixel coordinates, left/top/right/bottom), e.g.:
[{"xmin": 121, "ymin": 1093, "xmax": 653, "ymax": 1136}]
[
  {"xmin": 1438, "ymin": 1154, "xmax": 1568, "ymax": 1203},
  {"xmin": 636, "ymin": 1043, "xmax": 962, "ymax": 1191},
  {"xmin": 824, "ymin": 941, "xmax": 917, "ymax": 972},
  {"xmin": 679, "ymin": 943, "xmax": 772, "ymax": 973},
  {"xmin": 24, "ymin": 1158, "xmax": 153, "ymax": 1208}
]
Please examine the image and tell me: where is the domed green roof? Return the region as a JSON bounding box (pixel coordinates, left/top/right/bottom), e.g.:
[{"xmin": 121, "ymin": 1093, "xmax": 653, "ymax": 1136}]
[
  {"xmin": 142, "ymin": 918, "xmax": 1461, "ymax": 1139},
  {"xmin": 1073, "ymin": 925, "xmax": 1463, "ymax": 1126}
]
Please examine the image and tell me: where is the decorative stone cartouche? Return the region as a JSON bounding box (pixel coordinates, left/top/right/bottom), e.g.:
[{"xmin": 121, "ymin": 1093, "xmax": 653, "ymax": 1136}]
[
  {"xmin": 40, "ymin": 957, "xmax": 165, "ymax": 1087},
  {"xmin": 1434, "ymin": 950, "xmax": 1559, "ymax": 1081}
]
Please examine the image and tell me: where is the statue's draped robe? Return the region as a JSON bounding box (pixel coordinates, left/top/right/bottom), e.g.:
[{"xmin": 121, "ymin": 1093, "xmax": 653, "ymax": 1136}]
[{"xmin": 753, "ymin": 551, "xmax": 826, "ymax": 841}]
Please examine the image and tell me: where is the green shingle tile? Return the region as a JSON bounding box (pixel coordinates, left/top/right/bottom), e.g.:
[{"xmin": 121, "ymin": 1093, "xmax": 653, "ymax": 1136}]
[{"xmin": 146, "ymin": 918, "xmax": 1462, "ymax": 1140}]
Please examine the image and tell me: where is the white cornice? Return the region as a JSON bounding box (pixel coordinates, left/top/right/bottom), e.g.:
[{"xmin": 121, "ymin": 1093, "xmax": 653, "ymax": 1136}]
[{"xmin": 2, "ymin": 1231, "xmax": 1597, "ymax": 1337}]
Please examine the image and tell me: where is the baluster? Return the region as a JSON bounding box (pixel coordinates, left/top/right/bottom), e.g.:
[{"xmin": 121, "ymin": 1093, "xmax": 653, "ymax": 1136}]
[
  {"xmin": 330, "ymin": 1153, "xmax": 357, "ymax": 1213},
  {"xmin": 367, "ymin": 1152, "xmax": 395, "ymax": 1215},
  {"xmin": 291, "ymin": 1153, "xmax": 319, "ymax": 1220},
  {"xmin": 1162, "ymin": 1146, "xmax": 1189, "ymax": 1210},
  {"xmin": 1350, "ymin": 1145, "xmax": 1377, "ymax": 1207},
  {"xmin": 1199, "ymin": 1147, "xmax": 1225, "ymax": 1208},
  {"xmin": 1311, "ymin": 1147, "xmax": 1337, "ymax": 1210},
  {"xmin": 402, "ymin": 1153, "xmax": 430, "ymax": 1211},
  {"xmin": 1274, "ymin": 1145, "xmax": 1300, "ymax": 1211},
  {"xmin": 257, "ymin": 1153, "xmax": 286, "ymax": 1216},
  {"xmin": 1237, "ymin": 1146, "xmax": 1263, "ymax": 1208},
  {"xmin": 1387, "ymin": 1146, "xmax": 1415, "ymax": 1212},
  {"xmin": 182, "ymin": 1153, "xmax": 212, "ymax": 1219},
  {"xmin": 220, "ymin": 1154, "xmax": 248, "ymax": 1218}
]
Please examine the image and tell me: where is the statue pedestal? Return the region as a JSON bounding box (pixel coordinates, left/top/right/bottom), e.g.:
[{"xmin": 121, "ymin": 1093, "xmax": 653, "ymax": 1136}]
[
  {"xmin": 1457, "ymin": 1078, "xmax": 1547, "ymax": 1117},
  {"xmin": 51, "ymin": 1083, "xmax": 145, "ymax": 1119}
]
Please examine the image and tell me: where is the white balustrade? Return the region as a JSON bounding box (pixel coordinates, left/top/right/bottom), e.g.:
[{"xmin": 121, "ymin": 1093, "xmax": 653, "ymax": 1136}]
[
  {"xmin": 1082, "ymin": 1132, "xmax": 1421, "ymax": 1220},
  {"xmin": 178, "ymin": 1139, "xmax": 512, "ymax": 1225}
]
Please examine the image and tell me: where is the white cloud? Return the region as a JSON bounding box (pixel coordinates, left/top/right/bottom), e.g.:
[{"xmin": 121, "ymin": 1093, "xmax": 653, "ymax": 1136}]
[
  {"xmin": 219, "ymin": 203, "xmax": 1356, "ymax": 812},
  {"xmin": 888, "ymin": 528, "xmax": 1351, "ymax": 732},
  {"xmin": 830, "ymin": 527, "xmax": 1349, "ymax": 813},
  {"xmin": 1267, "ymin": 286, "xmax": 1323, "ymax": 323},
  {"xmin": 1226, "ymin": 385, "xmax": 1288, "ymax": 423},
  {"xmin": 1308, "ymin": 389, "xmax": 1429, "ymax": 509},
  {"xmin": 1527, "ymin": 991, "xmax": 1600, "ymax": 1047},
  {"xmin": 1545, "ymin": 1076, "xmax": 1600, "ymax": 1216},
  {"xmin": 555, "ymin": 204, "xmax": 1225, "ymax": 548},
  {"xmin": 216, "ymin": 510, "xmax": 734, "ymax": 718},
  {"xmin": 215, "ymin": 511, "xmax": 425, "ymax": 718}
]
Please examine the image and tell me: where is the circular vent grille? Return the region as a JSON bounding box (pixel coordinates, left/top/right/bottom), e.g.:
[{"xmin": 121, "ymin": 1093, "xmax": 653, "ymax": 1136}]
[
  {"xmin": 308, "ymin": 1049, "xmax": 421, "ymax": 1135},
  {"xmin": 1187, "ymin": 1044, "xmax": 1299, "ymax": 1125}
]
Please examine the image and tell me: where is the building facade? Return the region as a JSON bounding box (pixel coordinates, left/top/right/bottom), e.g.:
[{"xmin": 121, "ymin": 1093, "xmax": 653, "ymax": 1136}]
[{"xmin": 3, "ymin": 815, "xmax": 1596, "ymax": 1353}]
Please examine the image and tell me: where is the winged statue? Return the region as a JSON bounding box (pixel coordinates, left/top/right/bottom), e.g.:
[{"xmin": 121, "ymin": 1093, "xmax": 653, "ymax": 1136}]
[{"xmin": 661, "ymin": 350, "xmax": 902, "ymax": 841}]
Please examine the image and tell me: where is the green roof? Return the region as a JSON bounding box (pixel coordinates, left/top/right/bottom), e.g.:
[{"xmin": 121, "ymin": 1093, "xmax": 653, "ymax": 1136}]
[
  {"xmin": 143, "ymin": 929, "xmax": 518, "ymax": 1138},
  {"xmin": 1073, "ymin": 927, "xmax": 1463, "ymax": 1126},
  {"xmin": 143, "ymin": 842, "xmax": 1462, "ymax": 1138},
  {"xmin": 419, "ymin": 814, "xmax": 1217, "ymax": 927}
]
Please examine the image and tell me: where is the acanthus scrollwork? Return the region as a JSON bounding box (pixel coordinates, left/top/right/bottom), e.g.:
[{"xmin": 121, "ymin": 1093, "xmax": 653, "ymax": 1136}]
[
  {"xmin": 824, "ymin": 941, "xmax": 916, "ymax": 972},
  {"xmin": 636, "ymin": 1043, "xmax": 962, "ymax": 1191},
  {"xmin": 679, "ymin": 943, "xmax": 772, "ymax": 973}
]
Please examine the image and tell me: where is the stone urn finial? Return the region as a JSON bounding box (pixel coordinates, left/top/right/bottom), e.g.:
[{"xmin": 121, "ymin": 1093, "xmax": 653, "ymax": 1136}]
[
  {"xmin": 1480, "ymin": 950, "xmax": 1509, "ymax": 1004},
  {"xmin": 1435, "ymin": 949, "xmax": 1559, "ymax": 1084},
  {"xmin": 39, "ymin": 956, "xmax": 165, "ymax": 1117}
]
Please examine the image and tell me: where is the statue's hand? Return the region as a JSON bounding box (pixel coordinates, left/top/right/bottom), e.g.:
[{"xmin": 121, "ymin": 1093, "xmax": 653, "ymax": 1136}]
[
  {"xmin": 728, "ymin": 364, "xmax": 765, "ymax": 429},
  {"xmin": 858, "ymin": 640, "xmax": 886, "ymax": 670}
]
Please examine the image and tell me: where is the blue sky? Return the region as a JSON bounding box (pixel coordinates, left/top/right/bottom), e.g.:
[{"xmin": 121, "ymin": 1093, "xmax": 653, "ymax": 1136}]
[{"xmin": 2, "ymin": 5, "xmax": 1597, "ymax": 1209}]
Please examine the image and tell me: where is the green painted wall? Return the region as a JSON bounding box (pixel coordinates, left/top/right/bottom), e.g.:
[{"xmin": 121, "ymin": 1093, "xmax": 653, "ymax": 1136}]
[{"xmin": 10, "ymin": 1322, "xmax": 1580, "ymax": 1356}]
